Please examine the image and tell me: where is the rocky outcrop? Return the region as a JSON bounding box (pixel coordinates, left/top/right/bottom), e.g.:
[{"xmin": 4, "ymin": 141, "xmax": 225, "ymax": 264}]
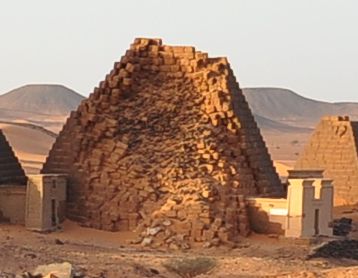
[{"xmin": 42, "ymin": 38, "xmax": 282, "ymax": 247}]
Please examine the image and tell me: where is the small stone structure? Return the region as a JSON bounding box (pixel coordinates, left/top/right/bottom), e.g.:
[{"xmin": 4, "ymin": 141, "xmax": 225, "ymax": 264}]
[
  {"xmin": 247, "ymin": 170, "xmax": 333, "ymax": 238},
  {"xmin": 41, "ymin": 38, "xmax": 283, "ymax": 247},
  {"xmin": 25, "ymin": 174, "xmax": 67, "ymax": 232},
  {"xmin": 295, "ymin": 116, "xmax": 358, "ymax": 205}
]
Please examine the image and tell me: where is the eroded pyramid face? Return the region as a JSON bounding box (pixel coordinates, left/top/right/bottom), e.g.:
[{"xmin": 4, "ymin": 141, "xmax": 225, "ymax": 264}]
[
  {"xmin": 42, "ymin": 38, "xmax": 282, "ymax": 245},
  {"xmin": 0, "ymin": 130, "xmax": 27, "ymax": 185},
  {"xmin": 295, "ymin": 116, "xmax": 358, "ymax": 206}
]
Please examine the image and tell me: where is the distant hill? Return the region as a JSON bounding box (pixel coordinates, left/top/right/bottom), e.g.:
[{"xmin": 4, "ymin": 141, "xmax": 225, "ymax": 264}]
[
  {"xmin": 242, "ymin": 87, "xmax": 358, "ymax": 164},
  {"xmin": 243, "ymin": 87, "xmax": 358, "ymax": 128},
  {"xmin": 254, "ymin": 114, "xmax": 312, "ymax": 133},
  {"xmin": 0, "ymin": 84, "xmax": 85, "ymax": 115}
]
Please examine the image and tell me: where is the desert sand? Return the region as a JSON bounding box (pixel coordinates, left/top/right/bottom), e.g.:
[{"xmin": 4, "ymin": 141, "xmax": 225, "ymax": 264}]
[{"xmin": 1, "ymin": 218, "xmax": 358, "ymax": 277}]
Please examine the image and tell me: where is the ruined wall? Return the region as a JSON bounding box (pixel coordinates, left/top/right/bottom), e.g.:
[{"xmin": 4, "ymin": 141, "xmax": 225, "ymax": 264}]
[
  {"xmin": 295, "ymin": 116, "xmax": 358, "ymax": 205},
  {"xmin": 0, "ymin": 130, "xmax": 27, "ymax": 185},
  {"xmin": 246, "ymin": 197, "xmax": 287, "ymax": 235},
  {"xmin": 0, "ymin": 186, "xmax": 26, "ymax": 224},
  {"xmin": 42, "ymin": 38, "xmax": 282, "ymax": 247}
]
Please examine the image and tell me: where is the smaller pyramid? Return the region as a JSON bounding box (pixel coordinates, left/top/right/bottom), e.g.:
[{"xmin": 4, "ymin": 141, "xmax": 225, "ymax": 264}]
[
  {"xmin": 295, "ymin": 116, "xmax": 358, "ymax": 205},
  {"xmin": 0, "ymin": 130, "xmax": 27, "ymax": 185}
]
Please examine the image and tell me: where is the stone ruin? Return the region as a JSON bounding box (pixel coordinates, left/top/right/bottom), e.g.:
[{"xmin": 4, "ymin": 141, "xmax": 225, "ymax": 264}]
[
  {"xmin": 0, "ymin": 130, "xmax": 27, "ymax": 185},
  {"xmin": 42, "ymin": 38, "xmax": 283, "ymax": 248},
  {"xmin": 295, "ymin": 116, "xmax": 358, "ymax": 206}
]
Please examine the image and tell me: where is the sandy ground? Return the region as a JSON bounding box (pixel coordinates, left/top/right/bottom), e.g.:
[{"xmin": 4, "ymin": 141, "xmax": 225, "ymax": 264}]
[{"xmin": 0, "ymin": 220, "xmax": 357, "ymax": 277}]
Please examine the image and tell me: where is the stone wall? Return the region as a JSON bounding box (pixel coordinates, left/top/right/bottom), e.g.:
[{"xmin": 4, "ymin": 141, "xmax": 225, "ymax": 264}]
[
  {"xmin": 246, "ymin": 197, "xmax": 287, "ymax": 235},
  {"xmin": 0, "ymin": 186, "xmax": 26, "ymax": 224},
  {"xmin": 25, "ymin": 175, "xmax": 67, "ymax": 232},
  {"xmin": 42, "ymin": 38, "xmax": 282, "ymax": 247},
  {"xmin": 295, "ymin": 116, "xmax": 358, "ymax": 205}
]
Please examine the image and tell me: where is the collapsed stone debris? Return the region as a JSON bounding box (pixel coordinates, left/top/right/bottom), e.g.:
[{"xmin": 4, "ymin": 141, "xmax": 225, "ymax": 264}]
[
  {"xmin": 308, "ymin": 240, "xmax": 358, "ymax": 260},
  {"xmin": 332, "ymin": 217, "xmax": 352, "ymax": 236}
]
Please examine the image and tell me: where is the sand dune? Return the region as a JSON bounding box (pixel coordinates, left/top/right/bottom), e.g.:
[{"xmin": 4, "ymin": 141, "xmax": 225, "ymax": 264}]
[
  {"xmin": 0, "ymin": 123, "xmax": 55, "ymax": 174},
  {"xmin": 0, "ymin": 84, "xmax": 85, "ymax": 174}
]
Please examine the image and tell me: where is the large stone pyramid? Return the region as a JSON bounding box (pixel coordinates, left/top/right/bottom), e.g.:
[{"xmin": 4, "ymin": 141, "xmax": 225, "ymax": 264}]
[
  {"xmin": 0, "ymin": 130, "xmax": 27, "ymax": 185},
  {"xmin": 295, "ymin": 116, "xmax": 358, "ymax": 205},
  {"xmin": 42, "ymin": 38, "xmax": 282, "ymax": 245}
]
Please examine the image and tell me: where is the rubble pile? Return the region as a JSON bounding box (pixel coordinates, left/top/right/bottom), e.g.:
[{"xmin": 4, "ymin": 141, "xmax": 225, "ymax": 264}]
[
  {"xmin": 42, "ymin": 38, "xmax": 282, "ymax": 247},
  {"xmin": 309, "ymin": 240, "xmax": 358, "ymax": 260},
  {"xmin": 332, "ymin": 217, "xmax": 352, "ymax": 236}
]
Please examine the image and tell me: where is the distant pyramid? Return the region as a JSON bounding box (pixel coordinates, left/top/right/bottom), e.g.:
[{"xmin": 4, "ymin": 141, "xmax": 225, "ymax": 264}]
[
  {"xmin": 42, "ymin": 38, "xmax": 282, "ymax": 245},
  {"xmin": 295, "ymin": 116, "xmax": 358, "ymax": 205},
  {"xmin": 0, "ymin": 130, "xmax": 27, "ymax": 185}
]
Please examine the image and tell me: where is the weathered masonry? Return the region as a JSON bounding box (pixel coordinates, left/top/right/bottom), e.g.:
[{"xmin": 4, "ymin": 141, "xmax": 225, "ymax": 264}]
[
  {"xmin": 295, "ymin": 116, "xmax": 358, "ymax": 205},
  {"xmin": 41, "ymin": 38, "xmax": 283, "ymax": 247}
]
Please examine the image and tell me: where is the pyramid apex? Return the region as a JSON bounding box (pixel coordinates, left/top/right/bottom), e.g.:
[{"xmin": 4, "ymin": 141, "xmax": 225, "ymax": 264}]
[
  {"xmin": 321, "ymin": 115, "xmax": 350, "ymax": 122},
  {"xmin": 133, "ymin": 38, "xmax": 162, "ymax": 46}
]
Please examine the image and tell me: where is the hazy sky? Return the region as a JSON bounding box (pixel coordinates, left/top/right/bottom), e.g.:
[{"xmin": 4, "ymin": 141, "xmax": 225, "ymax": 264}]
[{"xmin": 1, "ymin": 0, "xmax": 357, "ymax": 102}]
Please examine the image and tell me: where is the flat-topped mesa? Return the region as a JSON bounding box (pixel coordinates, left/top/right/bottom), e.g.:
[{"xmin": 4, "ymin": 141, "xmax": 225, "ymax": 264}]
[
  {"xmin": 295, "ymin": 115, "xmax": 358, "ymax": 205},
  {"xmin": 42, "ymin": 38, "xmax": 282, "ymax": 247},
  {"xmin": 0, "ymin": 130, "xmax": 27, "ymax": 185}
]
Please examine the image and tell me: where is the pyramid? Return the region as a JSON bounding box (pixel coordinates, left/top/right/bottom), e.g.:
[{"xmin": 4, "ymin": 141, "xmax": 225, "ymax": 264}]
[
  {"xmin": 0, "ymin": 130, "xmax": 27, "ymax": 185},
  {"xmin": 295, "ymin": 116, "xmax": 358, "ymax": 205},
  {"xmin": 42, "ymin": 38, "xmax": 282, "ymax": 245}
]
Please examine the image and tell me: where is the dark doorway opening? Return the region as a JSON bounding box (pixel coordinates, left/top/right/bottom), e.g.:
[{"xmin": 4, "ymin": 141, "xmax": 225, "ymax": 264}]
[
  {"xmin": 51, "ymin": 199, "xmax": 56, "ymax": 227},
  {"xmin": 314, "ymin": 209, "xmax": 319, "ymax": 235}
]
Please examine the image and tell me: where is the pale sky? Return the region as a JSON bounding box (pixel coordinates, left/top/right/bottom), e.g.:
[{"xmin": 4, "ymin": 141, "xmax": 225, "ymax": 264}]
[{"xmin": 0, "ymin": 0, "xmax": 357, "ymax": 102}]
